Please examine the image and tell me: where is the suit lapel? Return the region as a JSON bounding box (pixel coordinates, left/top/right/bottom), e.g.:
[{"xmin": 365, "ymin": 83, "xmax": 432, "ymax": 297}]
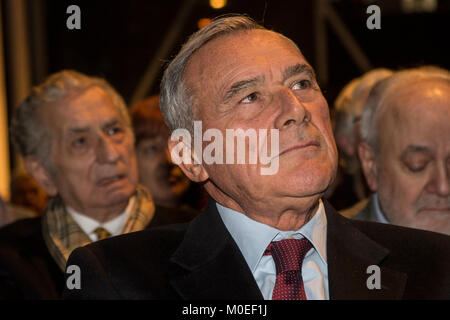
[
  {"xmin": 169, "ymin": 200, "xmax": 408, "ymax": 300},
  {"xmin": 324, "ymin": 201, "xmax": 407, "ymax": 299},
  {"xmin": 169, "ymin": 201, "xmax": 263, "ymax": 300}
]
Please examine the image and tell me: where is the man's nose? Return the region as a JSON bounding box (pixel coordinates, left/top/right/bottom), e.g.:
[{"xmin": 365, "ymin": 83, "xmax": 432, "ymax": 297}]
[
  {"xmin": 96, "ymin": 135, "xmax": 120, "ymax": 164},
  {"xmin": 274, "ymin": 87, "xmax": 310, "ymax": 130},
  {"xmin": 426, "ymin": 163, "xmax": 450, "ymax": 197}
]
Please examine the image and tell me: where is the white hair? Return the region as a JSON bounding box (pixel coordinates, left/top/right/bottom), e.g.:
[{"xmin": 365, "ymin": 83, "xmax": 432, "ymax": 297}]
[
  {"xmin": 11, "ymin": 70, "xmax": 130, "ymax": 173},
  {"xmin": 334, "ymin": 68, "xmax": 393, "ymax": 145}
]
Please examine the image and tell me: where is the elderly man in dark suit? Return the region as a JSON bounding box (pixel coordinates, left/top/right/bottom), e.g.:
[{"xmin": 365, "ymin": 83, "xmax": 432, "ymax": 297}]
[
  {"xmin": 63, "ymin": 16, "xmax": 450, "ymax": 300},
  {"xmin": 0, "ymin": 70, "xmax": 194, "ymax": 299}
]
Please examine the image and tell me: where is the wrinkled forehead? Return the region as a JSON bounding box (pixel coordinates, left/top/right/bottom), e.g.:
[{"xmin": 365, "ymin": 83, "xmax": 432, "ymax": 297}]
[
  {"xmin": 185, "ymin": 29, "xmax": 306, "ymax": 82},
  {"xmin": 41, "ymin": 86, "xmax": 122, "ymax": 130},
  {"xmin": 183, "ymin": 29, "xmax": 310, "ymax": 113}
]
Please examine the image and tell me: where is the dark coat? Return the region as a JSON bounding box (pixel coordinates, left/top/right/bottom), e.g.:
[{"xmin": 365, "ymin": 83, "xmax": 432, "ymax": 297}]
[
  {"xmin": 63, "ymin": 200, "xmax": 450, "ymax": 300},
  {"xmin": 0, "ymin": 205, "xmax": 198, "ymax": 299}
]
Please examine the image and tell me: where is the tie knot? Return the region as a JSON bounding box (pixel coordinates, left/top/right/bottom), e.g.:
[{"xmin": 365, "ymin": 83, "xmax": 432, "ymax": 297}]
[
  {"xmin": 265, "ymin": 238, "xmax": 312, "ymax": 274},
  {"xmin": 93, "ymin": 227, "xmax": 111, "ymax": 240}
]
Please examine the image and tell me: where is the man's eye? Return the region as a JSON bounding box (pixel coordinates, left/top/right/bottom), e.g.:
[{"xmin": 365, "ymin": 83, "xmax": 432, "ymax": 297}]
[
  {"xmin": 406, "ymin": 165, "xmax": 427, "ymax": 173},
  {"xmin": 240, "ymin": 92, "xmax": 258, "ymax": 104},
  {"xmin": 143, "ymin": 145, "xmax": 158, "ymax": 154},
  {"xmin": 72, "ymin": 137, "xmax": 86, "ymax": 148},
  {"xmin": 107, "ymin": 127, "xmax": 122, "ymax": 136},
  {"xmin": 405, "ymin": 161, "xmax": 428, "ymax": 173},
  {"xmin": 292, "ymin": 79, "xmax": 312, "ymax": 90}
]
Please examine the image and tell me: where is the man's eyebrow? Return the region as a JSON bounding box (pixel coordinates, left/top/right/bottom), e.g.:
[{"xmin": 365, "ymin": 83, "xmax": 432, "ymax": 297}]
[
  {"xmin": 282, "ymin": 63, "xmax": 315, "ymax": 82},
  {"xmin": 67, "ymin": 119, "xmax": 120, "ymax": 135},
  {"xmin": 222, "ymin": 64, "xmax": 315, "ymax": 104},
  {"xmin": 102, "ymin": 118, "xmax": 119, "ymax": 129},
  {"xmin": 223, "ymin": 76, "xmax": 265, "ymax": 103},
  {"xmin": 67, "ymin": 126, "xmax": 90, "ymax": 135}
]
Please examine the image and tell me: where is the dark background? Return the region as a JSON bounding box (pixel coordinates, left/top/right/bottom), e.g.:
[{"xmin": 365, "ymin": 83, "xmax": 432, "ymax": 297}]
[{"xmin": 4, "ymin": 0, "xmax": 449, "ymax": 107}]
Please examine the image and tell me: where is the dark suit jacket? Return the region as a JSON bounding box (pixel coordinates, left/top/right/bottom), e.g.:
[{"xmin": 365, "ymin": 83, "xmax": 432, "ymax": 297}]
[
  {"xmin": 0, "ymin": 205, "xmax": 198, "ymax": 299},
  {"xmin": 63, "ymin": 200, "xmax": 450, "ymax": 300}
]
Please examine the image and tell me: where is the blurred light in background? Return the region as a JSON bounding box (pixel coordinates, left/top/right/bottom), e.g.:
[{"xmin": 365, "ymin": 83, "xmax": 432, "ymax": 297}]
[
  {"xmin": 209, "ymin": 0, "xmax": 227, "ymax": 10},
  {"xmin": 198, "ymin": 18, "xmax": 212, "ymax": 29},
  {"xmin": 401, "ymin": 0, "xmax": 438, "ymax": 13}
]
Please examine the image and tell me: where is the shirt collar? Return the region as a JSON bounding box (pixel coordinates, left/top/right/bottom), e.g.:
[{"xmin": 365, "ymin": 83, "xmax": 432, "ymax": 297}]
[
  {"xmin": 217, "ymin": 199, "xmax": 328, "ymax": 273},
  {"xmin": 373, "ymin": 193, "xmax": 390, "ymax": 224},
  {"xmin": 66, "ymin": 196, "xmax": 135, "ymax": 239}
]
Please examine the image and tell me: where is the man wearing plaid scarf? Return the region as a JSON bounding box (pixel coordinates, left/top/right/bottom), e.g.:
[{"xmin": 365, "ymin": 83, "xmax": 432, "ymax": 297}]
[{"xmin": 0, "ymin": 70, "xmax": 186, "ymax": 299}]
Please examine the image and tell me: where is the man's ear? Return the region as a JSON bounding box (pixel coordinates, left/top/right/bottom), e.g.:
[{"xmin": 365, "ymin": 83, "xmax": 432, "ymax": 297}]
[
  {"xmin": 168, "ymin": 138, "xmax": 209, "ymax": 183},
  {"xmin": 24, "ymin": 157, "xmax": 58, "ymax": 196},
  {"xmin": 358, "ymin": 142, "xmax": 378, "ymax": 192}
]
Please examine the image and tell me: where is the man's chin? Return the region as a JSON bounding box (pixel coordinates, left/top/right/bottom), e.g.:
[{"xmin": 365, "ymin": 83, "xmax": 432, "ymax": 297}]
[
  {"xmin": 275, "ymin": 169, "xmax": 332, "ymax": 198},
  {"xmin": 272, "ymin": 179, "xmax": 328, "ymax": 202},
  {"xmin": 101, "ymin": 185, "xmax": 136, "ymax": 206}
]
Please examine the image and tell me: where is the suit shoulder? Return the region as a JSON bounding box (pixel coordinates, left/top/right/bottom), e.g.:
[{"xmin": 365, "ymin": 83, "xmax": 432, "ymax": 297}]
[
  {"xmin": 348, "ymin": 219, "xmax": 450, "ymax": 298},
  {"xmin": 149, "ymin": 206, "xmax": 199, "ymax": 228},
  {"xmin": 0, "ymin": 217, "xmax": 42, "ymax": 244},
  {"xmin": 83, "ymin": 222, "xmax": 188, "ymax": 261},
  {"xmin": 350, "ymin": 219, "xmax": 450, "ymax": 255},
  {"xmin": 65, "ymin": 223, "xmax": 190, "ymax": 299}
]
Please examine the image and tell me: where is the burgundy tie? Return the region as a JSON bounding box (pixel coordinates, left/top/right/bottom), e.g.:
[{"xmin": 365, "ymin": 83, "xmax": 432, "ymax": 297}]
[{"xmin": 264, "ymin": 238, "xmax": 313, "ymax": 300}]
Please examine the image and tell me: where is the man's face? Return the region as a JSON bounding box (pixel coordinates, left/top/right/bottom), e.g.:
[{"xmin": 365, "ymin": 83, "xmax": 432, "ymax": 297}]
[
  {"xmin": 12, "ymin": 176, "xmax": 48, "ymax": 214},
  {"xmin": 137, "ymin": 136, "xmax": 191, "ymax": 206},
  {"xmin": 42, "ymin": 86, "xmax": 138, "ymax": 213},
  {"xmin": 183, "ymin": 30, "xmax": 337, "ymax": 216},
  {"xmin": 374, "ymin": 80, "xmax": 450, "ymax": 234}
]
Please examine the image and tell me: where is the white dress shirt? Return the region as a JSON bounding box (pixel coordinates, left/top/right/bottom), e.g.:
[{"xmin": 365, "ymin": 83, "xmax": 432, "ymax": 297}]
[
  {"xmin": 217, "ymin": 200, "xmax": 329, "ymax": 300},
  {"xmin": 66, "ymin": 197, "xmax": 135, "ymax": 241}
]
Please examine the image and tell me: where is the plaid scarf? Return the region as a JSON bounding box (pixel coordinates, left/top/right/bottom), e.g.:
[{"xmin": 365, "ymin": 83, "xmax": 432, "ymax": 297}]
[{"xmin": 42, "ymin": 186, "xmax": 155, "ymax": 270}]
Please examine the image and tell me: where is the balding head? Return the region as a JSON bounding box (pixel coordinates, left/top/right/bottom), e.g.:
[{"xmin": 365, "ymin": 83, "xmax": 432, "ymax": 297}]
[
  {"xmin": 358, "ymin": 67, "xmax": 450, "ymax": 234},
  {"xmin": 360, "ymin": 68, "xmax": 450, "ymax": 150}
]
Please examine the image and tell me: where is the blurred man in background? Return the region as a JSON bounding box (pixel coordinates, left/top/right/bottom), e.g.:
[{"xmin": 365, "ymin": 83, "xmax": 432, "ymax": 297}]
[
  {"xmin": 0, "ymin": 70, "xmax": 156, "ymax": 298},
  {"xmin": 130, "ymin": 95, "xmax": 201, "ymax": 222},
  {"xmin": 327, "ymin": 68, "xmax": 392, "ymax": 213},
  {"xmin": 11, "ymin": 173, "xmax": 49, "ymax": 215},
  {"xmin": 357, "ymin": 67, "xmax": 450, "ymax": 235}
]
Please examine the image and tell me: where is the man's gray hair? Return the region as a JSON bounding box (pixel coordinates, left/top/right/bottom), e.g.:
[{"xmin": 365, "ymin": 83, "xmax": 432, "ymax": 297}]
[
  {"xmin": 11, "ymin": 70, "xmax": 130, "ymax": 173},
  {"xmin": 334, "ymin": 68, "xmax": 392, "ymax": 145},
  {"xmin": 360, "ymin": 66, "xmax": 450, "ymax": 150},
  {"xmin": 160, "ymin": 15, "xmax": 266, "ymax": 133}
]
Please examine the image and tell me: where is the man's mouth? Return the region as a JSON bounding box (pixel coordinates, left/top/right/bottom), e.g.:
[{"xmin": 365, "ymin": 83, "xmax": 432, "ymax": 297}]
[
  {"xmin": 278, "ymin": 141, "xmax": 321, "ymax": 157},
  {"xmin": 97, "ymin": 174, "xmax": 126, "ymax": 186}
]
